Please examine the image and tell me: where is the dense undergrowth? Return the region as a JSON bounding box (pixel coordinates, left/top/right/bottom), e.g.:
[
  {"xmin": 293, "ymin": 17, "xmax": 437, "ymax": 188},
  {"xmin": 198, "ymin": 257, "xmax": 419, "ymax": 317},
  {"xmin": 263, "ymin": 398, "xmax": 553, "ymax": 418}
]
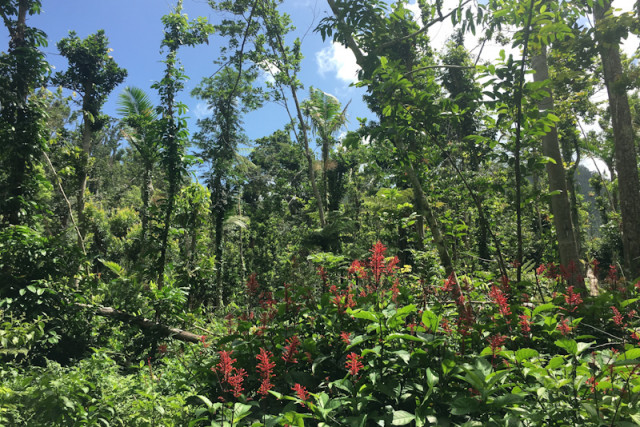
[{"xmin": 2, "ymin": 241, "xmax": 640, "ymax": 426}]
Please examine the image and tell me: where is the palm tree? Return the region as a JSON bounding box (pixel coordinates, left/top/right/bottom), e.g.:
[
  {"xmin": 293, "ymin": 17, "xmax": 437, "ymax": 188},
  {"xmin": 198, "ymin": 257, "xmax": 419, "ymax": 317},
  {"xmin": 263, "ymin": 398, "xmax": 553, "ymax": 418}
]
[
  {"xmin": 117, "ymin": 86, "xmax": 159, "ymax": 245},
  {"xmin": 302, "ymin": 87, "xmax": 349, "ymax": 210}
]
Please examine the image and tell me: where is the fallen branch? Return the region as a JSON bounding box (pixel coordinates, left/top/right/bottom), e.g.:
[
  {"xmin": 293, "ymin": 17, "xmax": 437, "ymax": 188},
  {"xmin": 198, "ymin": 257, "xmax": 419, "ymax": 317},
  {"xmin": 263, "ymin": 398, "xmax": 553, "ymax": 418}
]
[{"xmin": 77, "ymin": 303, "xmax": 202, "ymax": 344}]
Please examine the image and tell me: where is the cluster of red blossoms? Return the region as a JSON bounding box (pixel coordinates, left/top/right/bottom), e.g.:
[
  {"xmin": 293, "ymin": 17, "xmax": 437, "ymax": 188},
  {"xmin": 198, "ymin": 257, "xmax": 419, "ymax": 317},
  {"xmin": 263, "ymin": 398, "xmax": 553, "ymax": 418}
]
[
  {"xmin": 282, "ymin": 335, "xmax": 301, "ymax": 364},
  {"xmin": 213, "ymin": 350, "xmax": 247, "ymax": 398},
  {"xmin": 345, "ymin": 352, "xmax": 364, "ymax": 376},
  {"xmin": 256, "ymin": 348, "xmax": 276, "ymax": 397}
]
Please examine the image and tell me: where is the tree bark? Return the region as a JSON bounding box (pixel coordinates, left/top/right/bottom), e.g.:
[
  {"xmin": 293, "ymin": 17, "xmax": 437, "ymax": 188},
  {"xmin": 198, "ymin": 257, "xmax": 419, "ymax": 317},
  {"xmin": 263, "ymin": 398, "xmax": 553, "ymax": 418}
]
[
  {"xmin": 77, "ymin": 304, "xmax": 201, "ymax": 343},
  {"xmin": 531, "ymin": 45, "xmax": 584, "ymax": 287},
  {"xmin": 594, "ymin": 2, "xmax": 640, "ymax": 278}
]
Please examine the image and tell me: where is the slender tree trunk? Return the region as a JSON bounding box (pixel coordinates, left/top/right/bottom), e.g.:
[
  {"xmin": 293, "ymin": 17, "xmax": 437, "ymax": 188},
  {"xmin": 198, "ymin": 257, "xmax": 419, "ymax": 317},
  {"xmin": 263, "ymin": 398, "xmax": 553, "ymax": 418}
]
[
  {"xmin": 264, "ymin": 12, "xmax": 326, "ymax": 227},
  {"xmin": 288, "ymin": 83, "xmax": 326, "ymax": 227},
  {"xmin": 397, "ymin": 138, "xmax": 454, "ymax": 276},
  {"xmin": 322, "ymin": 138, "xmax": 329, "ymax": 209},
  {"xmin": 140, "ymin": 164, "xmax": 152, "ymax": 245},
  {"xmin": 77, "ymin": 108, "xmax": 93, "ymax": 248},
  {"xmin": 531, "ymin": 45, "xmax": 584, "ymax": 287},
  {"xmin": 326, "ymin": 0, "xmax": 454, "ymax": 274},
  {"xmin": 214, "ymin": 206, "xmax": 224, "ymax": 309},
  {"xmin": 595, "ymin": 2, "xmax": 640, "ymax": 278},
  {"xmin": 157, "ymin": 49, "xmax": 178, "ymax": 288}
]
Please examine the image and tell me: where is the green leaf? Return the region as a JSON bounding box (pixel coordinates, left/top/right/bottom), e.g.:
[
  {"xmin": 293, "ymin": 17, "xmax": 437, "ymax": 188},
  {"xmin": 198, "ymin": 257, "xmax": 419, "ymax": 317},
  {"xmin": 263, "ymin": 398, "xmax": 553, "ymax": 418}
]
[
  {"xmin": 193, "ymin": 395, "xmax": 213, "ymax": 408},
  {"xmin": 392, "ymin": 410, "xmax": 415, "ymax": 425},
  {"xmin": 547, "ymin": 356, "xmax": 566, "ymax": 370},
  {"xmin": 622, "ymin": 348, "xmax": 640, "ymax": 361},
  {"xmin": 555, "ymin": 339, "xmax": 578, "ymax": 355},
  {"xmin": 350, "ymin": 309, "xmax": 380, "ymax": 323},
  {"xmin": 426, "ymin": 368, "xmax": 439, "ymax": 388},
  {"xmin": 533, "ymin": 303, "xmax": 556, "ymax": 317},
  {"xmin": 392, "ymin": 350, "xmax": 411, "ymax": 364},
  {"xmin": 516, "ymin": 348, "xmax": 539, "ymax": 362},
  {"xmin": 421, "ymin": 310, "xmax": 438, "ymax": 332}
]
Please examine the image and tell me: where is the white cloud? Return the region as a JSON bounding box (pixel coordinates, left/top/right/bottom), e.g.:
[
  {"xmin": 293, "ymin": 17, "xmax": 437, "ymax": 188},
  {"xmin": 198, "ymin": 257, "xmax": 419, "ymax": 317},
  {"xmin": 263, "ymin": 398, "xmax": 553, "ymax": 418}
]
[
  {"xmin": 193, "ymin": 102, "xmax": 210, "ymax": 120},
  {"xmin": 316, "ymin": 42, "xmax": 360, "ymax": 84}
]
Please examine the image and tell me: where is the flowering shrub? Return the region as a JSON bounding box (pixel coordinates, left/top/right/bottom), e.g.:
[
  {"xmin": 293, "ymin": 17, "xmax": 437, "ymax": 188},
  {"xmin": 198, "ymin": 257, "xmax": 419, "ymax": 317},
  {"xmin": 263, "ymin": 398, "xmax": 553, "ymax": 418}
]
[{"xmin": 187, "ymin": 242, "xmax": 640, "ymax": 425}]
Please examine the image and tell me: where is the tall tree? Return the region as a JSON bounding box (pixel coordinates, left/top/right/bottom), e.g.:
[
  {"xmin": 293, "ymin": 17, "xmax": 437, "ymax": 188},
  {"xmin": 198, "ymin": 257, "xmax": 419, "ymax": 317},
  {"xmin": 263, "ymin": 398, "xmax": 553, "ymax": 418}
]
[
  {"xmin": 0, "ymin": 0, "xmax": 48, "ymax": 225},
  {"xmin": 593, "ymin": 1, "xmax": 640, "ymax": 278},
  {"xmin": 302, "ymin": 87, "xmax": 349, "ymax": 211},
  {"xmin": 192, "ymin": 66, "xmax": 261, "ymax": 307},
  {"xmin": 320, "ymin": 0, "xmax": 456, "ymax": 276},
  {"xmin": 152, "ymin": 0, "xmax": 213, "ymax": 285},
  {"xmin": 52, "ymin": 30, "xmax": 127, "ymax": 246},
  {"xmin": 531, "ymin": 43, "xmax": 583, "ymax": 286},
  {"xmin": 117, "ymin": 86, "xmax": 158, "ymax": 247}
]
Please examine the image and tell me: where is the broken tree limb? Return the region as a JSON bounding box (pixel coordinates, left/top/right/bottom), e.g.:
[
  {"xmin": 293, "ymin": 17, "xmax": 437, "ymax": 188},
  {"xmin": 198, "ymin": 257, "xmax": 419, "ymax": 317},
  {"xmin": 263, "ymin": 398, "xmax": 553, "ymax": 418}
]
[{"xmin": 76, "ymin": 303, "xmax": 202, "ymax": 343}]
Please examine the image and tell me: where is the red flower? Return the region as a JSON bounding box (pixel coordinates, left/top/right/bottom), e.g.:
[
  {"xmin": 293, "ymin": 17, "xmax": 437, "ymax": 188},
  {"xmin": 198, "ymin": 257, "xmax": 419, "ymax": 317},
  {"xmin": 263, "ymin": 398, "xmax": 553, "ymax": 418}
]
[
  {"xmin": 282, "ymin": 335, "xmax": 301, "ymax": 364},
  {"xmin": 441, "ymin": 318, "xmax": 452, "ymax": 334},
  {"xmin": 611, "ymin": 306, "xmax": 625, "ymax": 326},
  {"xmin": 200, "ymin": 335, "xmax": 209, "ymax": 348},
  {"xmin": 536, "ymin": 264, "xmax": 546, "ymax": 276},
  {"xmin": 348, "ymin": 260, "xmax": 367, "ymax": 279},
  {"xmin": 557, "ymin": 318, "xmax": 572, "ymax": 335},
  {"xmin": 608, "ymin": 265, "xmax": 618, "ymax": 283},
  {"xmin": 245, "ymin": 273, "xmax": 259, "ymax": 298},
  {"xmin": 292, "ymin": 383, "xmax": 309, "ymax": 402},
  {"xmin": 317, "ymin": 266, "xmax": 329, "ymax": 287},
  {"xmin": 488, "ymin": 334, "xmax": 506, "ymax": 356},
  {"xmin": 442, "ymin": 272, "xmax": 456, "ymax": 293},
  {"xmin": 563, "ymin": 286, "xmax": 583, "ymax": 313},
  {"xmin": 340, "ymin": 331, "xmax": 351, "ymax": 345},
  {"xmin": 369, "ymin": 241, "xmax": 387, "ymax": 283},
  {"xmin": 489, "ymin": 285, "xmax": 511, "ymax": 322},
  {"xmin": 214, "ymin": 350, "xmax": 237, "ymax": 382},
  {"xmin": 345, "ymin": 352, "xmax": 364, "ymax": 375},
  {"xmin": 256, "ymin": 348, "xmax": 276, "ymax": 396},
  {"xmin": 391, "ymin": 279, "xmax": 400, "ymax": 303},
  {"xmin": 227, "ymin": 368, "xmax": 247, "ymax": 398},
  {"xmin": 386, "ymin": 256, "xmax": 400, "ymax": 274},
  {"xmin": 157, "ymin": 344, "xmax": 167, "ymax": 354},
  {"xmin": 518, "ymin": 314, "xmax": 531, "ymax": 335}
]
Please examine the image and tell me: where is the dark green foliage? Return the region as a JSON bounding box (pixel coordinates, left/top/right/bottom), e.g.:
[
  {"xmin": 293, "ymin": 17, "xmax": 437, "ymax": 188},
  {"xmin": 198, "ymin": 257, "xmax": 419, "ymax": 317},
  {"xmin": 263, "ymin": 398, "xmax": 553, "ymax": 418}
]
[{"xmin": 0, "ymin": 0, "xmax": 49, "ymax": 225}]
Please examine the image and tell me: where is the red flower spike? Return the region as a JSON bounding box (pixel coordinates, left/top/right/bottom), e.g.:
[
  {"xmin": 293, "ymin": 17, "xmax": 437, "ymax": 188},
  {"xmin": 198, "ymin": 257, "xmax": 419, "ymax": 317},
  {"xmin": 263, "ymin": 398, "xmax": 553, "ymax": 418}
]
[
  {"xmin": 245, "ymin": 273, "xmax": 259, "ymax": 298},
  {"xmin": 292, "ymin": 383, "xmax": 309, "ymax": 402},
  {"xmin": 345, "ymin": 352, "xmax": 364, "ymax": 376},
  {"xmin": 612, "ymin": 306, "xmax": 625, "ymax": 326},
  {"xmin": 557, "ymin": 318, "xmax": 572, "ymax": 335},
  {"xmin": 200, "ymin": 335, "xmax": 209, "ymax": 348},
  {"xmin": 489, "ymin": 285, "xmax": 511, "ymax": 322},
  {"xmin": 518, "ymin": 314, "xmax": 531, "ymax": 335},
  {"xmin": 340, "ymin": 331, "xmax": 351, "ymax": 345},
  {"xmin": 227, "ymin": 368, "xmax": 247, "ymax": 398},
  {"xmin": 282, "ymin": 335, "xmax": 301, "ymax": 364},
  {"xmin": 488, "ymin": 334, "xmax": 506, "ymax": 355},
  {"xmin": 391, "ymin": 279, "xmax": 400, "ymax": 303},
  {"xmin": 348, "ymin": 259, "xmax": 367, "ymax": 279},
  {"xmin": 369, "ymin": 241, "xmax": 387, "ymax": 283},
  {"xmin": 215, "ymin": 350, "xmax": 237, "ymax": 382},
  {"xmin": 256, "ymin": 348, "xmax": 276, "ymax": 397},
  {"xmin": 563, "ymin": 286, "xmax": 583, "ymax": 313}
]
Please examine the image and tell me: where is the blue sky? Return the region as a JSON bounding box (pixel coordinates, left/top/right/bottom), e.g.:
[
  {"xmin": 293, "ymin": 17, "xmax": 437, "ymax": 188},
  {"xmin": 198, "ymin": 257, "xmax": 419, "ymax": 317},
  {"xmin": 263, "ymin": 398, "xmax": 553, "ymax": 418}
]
[
  {"xmin": 3, "ymin": 0, "xmax": 638, "ymax": 176},
  {"xmin": 2, "ymin": 0, "xmax": 372, "ymax": 144}
]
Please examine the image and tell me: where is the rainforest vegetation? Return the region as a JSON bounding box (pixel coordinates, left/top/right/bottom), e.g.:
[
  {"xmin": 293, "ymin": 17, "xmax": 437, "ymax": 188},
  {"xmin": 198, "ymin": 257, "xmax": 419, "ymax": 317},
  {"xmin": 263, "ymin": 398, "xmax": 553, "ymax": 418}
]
[{"xmin": 2, "ymin": 0, "xmax": 640, "ymax": 425}]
